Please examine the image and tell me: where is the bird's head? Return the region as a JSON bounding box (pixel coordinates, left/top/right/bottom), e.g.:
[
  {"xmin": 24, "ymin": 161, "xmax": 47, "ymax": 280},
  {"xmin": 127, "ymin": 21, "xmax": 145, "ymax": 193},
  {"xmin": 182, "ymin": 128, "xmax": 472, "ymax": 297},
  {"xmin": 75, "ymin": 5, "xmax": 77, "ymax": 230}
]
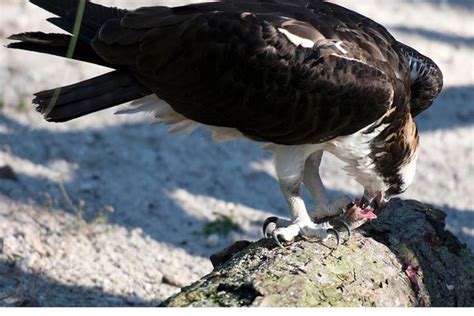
[{"xmin": 362, "ymin": 112, "xmax": 420, "ymax": 209}]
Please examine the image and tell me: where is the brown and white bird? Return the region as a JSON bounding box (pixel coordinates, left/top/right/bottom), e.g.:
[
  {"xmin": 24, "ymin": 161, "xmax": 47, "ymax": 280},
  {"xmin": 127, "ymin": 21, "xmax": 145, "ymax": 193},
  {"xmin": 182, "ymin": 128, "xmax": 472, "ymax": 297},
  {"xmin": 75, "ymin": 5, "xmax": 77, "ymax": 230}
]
[{"xmin": 8, "ymin": 0, "xmax": 443, "ymax": 247}]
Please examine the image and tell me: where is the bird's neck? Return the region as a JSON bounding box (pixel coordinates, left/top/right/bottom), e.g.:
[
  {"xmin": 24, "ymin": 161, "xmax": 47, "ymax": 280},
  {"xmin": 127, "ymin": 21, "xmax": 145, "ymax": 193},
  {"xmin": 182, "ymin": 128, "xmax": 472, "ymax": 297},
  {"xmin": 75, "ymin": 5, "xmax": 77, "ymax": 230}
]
[{"xmin": 369, "ymin": 110, "xmax": 419, "ymax": 195}]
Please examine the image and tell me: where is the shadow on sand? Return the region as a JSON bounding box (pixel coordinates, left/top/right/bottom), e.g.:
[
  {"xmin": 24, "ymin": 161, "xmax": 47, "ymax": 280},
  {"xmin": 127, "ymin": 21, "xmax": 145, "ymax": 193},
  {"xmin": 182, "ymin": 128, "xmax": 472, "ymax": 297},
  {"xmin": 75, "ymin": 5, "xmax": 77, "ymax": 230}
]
[
  {"xmin": 0, "ymin": 257, "xmax": 158, "ymax": 307},
  {"xmin": 0, "ymin": 84, "xmax": 472, "ymax": 254},
  {"xmin": 0, "ymin": 83, "xmax": 472, "ymax": 306}
]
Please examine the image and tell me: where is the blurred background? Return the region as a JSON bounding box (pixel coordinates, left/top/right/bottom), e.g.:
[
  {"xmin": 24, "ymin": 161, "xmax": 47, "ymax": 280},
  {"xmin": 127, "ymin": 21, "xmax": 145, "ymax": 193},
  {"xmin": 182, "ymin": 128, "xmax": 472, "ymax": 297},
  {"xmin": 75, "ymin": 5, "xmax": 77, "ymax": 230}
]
[{"xmin": 0, "ymin": 0, "xmax": 473, "ymax": 307}]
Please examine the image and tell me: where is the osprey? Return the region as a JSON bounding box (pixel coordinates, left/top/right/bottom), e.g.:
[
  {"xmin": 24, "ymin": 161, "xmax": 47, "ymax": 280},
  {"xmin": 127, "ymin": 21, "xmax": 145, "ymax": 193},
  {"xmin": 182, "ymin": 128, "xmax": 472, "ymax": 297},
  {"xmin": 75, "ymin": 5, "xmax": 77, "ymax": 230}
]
[{"xmin": 8, "ymin": 0, "xmax": 443, "ymax": 247}]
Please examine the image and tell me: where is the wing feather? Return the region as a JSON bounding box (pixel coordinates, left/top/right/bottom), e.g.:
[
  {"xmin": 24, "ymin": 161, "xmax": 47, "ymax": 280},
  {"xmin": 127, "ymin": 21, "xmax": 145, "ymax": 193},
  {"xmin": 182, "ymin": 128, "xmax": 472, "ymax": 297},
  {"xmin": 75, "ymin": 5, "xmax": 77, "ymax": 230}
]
[{"xmin": 92, "ymin": 1, "xmax": 402, "ymax": 145}]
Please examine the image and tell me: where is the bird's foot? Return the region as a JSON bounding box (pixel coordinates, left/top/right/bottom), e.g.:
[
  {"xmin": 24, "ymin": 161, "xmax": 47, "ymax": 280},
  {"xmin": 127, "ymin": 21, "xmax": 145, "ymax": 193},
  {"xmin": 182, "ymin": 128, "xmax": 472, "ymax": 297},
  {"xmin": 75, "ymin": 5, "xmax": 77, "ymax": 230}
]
[
  {"xmin": 310, "ymin": 195, "xmax": 379, "ymax": 239},
  {"xmin": 262, "ymin": 217, "xmax": 346, "ymax": 248},
  {"xmin": 312, "ymin": 195, "xmax": 353, "ymax": 221},
  {"xmin": 309, "ymin": 195, "xmax": 353, "ymax": 239}
]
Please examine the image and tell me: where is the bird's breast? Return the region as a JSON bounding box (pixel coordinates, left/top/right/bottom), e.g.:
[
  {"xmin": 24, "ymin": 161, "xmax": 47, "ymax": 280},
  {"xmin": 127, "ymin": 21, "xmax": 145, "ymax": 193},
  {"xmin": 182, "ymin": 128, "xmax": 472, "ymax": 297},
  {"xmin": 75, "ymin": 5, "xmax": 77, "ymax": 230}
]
[{"xmin": 324, "ymin": 122, "xmax": 389, "ymax": 190}]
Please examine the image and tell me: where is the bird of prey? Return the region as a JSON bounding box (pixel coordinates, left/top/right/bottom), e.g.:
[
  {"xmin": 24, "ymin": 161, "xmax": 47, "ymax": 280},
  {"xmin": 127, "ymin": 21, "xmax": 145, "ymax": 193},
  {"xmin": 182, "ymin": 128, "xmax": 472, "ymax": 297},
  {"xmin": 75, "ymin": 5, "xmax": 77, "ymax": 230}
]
[{"xmin": 8, "ymin": 0, "xmax": 443, "ymax": 247}]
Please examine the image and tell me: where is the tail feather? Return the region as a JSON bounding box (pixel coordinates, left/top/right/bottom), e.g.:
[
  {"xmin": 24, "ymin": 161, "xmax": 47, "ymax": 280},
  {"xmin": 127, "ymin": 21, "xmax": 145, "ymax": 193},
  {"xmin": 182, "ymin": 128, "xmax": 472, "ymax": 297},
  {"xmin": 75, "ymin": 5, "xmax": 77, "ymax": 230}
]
[
  {"xmin": 7, "ymin": 32, "xmax": 109, "ymax": 67},
  {"xmin": 30, "ymin": 0, "xmax": 128, "ymax": 42},
  {"xmin": 8, "ymin": 0, "xmax": 129, "ymax": 66},
  {"xmin": 34, "ymin": 71, "xmax": 151, "ymax": 122},
  {"xmin": 7, "ymin": 1, "xmax": 150, "ymax": 122}
]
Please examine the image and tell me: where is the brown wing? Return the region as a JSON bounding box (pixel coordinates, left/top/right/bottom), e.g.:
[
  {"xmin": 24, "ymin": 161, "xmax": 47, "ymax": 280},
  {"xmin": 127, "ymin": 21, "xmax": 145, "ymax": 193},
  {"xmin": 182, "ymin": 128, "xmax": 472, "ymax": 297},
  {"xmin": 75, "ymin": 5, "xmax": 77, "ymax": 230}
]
[{"xmin": 92, "ymin": 2, "xmax": 401, "ymax": 144}]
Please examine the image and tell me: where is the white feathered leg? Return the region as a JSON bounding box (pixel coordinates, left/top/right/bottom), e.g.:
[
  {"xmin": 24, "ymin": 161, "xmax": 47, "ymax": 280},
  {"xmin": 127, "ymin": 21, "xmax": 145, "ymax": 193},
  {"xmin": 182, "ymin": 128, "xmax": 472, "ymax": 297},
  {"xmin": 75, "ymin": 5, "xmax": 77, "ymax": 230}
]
[
  {"xmin": 263, "ymin": 145, "xmax": 339, "ymax": 247},
  {"xmin": 303, "ymin": 151, "xmax": 352, "ymax": 221}
]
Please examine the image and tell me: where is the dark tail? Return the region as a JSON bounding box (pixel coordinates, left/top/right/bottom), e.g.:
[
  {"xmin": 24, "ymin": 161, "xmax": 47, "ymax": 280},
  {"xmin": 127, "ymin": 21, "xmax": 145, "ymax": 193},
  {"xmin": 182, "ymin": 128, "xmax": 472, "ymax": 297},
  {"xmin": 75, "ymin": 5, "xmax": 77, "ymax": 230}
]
[
  {"xmin": 29, "ymin": 0, "xmax": 128, "ymax": 43},
  {"xmin": 7, "ymin": 32, "xmax": 109, "ymax": 67},
  {"xmin": 7, "ymin": 0, "xmax": 151, "ymax": 122},
  {"xmin": 34, "ymin": 71, "xmax": 149, "ymax": 122}
]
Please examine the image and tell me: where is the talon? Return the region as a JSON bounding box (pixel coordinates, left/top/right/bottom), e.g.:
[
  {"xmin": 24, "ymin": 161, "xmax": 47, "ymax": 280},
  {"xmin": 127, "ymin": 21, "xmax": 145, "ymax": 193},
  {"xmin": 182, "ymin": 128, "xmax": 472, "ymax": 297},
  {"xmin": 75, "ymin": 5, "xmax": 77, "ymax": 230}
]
[
  {"xmin": 346, "ymin": 201, "xmax": 356, "ymax": 210},
  {"xmin": 336, "ymin": 220, "xmax": 352, "ymax": 240},
  {"xmin": 326, "ymin": 228, "xmax": 340, "ymax": 248},
  {"xmin": 272, "ymin": 231, "xmax": 287, "ymax": 248},
  {"xmin": 262, "ymin": 216, "xmax": 279, "ymax": 238}
]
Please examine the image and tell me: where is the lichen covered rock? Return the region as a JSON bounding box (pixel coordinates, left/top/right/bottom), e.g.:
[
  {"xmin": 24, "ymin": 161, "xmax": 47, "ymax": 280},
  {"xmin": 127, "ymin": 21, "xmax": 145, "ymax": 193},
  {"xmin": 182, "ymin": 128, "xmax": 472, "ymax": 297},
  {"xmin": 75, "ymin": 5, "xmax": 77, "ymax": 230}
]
[{"xmin": 161, "ymin": 199, "xmax": 474, "ymax": 307}]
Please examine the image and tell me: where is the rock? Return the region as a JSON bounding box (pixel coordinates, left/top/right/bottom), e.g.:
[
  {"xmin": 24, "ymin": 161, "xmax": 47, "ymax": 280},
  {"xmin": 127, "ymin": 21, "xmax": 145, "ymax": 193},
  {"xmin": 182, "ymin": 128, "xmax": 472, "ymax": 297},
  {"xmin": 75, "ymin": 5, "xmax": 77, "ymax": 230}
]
[
  {"xmin": 0, "ymin": 165, "xmax": 18, "ymax": 181},
  {"xmin": 161, "ymin": 199, "xmax": 474, "ymax": 307},
  {"xmin": 210, "ymin": 240, "xmax": 251, "ymax": 268}
]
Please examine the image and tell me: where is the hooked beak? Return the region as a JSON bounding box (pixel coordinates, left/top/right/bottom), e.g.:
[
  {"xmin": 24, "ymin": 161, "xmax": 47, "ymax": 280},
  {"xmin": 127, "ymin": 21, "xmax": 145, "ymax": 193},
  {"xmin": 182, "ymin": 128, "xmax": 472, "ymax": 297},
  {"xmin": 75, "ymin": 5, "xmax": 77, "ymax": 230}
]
[{"xmin": 361, "ymin": 191, "xmax": 386, "ymax": 209}]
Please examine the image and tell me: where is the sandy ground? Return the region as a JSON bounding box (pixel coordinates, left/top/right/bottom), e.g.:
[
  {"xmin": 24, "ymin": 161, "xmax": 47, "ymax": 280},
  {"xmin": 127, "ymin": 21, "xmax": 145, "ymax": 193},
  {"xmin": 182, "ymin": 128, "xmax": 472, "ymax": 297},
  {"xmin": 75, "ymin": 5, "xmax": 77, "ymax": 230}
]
[{"xmin": 0, "ymin": 0, "xmax": 473, "ymax": 307}]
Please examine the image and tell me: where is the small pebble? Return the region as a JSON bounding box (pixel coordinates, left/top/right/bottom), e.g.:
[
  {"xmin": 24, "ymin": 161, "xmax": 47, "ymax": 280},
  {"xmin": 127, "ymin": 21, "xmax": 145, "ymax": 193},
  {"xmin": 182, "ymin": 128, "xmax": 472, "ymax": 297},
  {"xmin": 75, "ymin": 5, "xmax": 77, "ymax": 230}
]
[
  {"xmin": 205, "ymin": 234, "xmax": 219, "ymax": 247},
  {"xmin": 162, "ymin": 273, "xmax": 185, "ymax": 288}
]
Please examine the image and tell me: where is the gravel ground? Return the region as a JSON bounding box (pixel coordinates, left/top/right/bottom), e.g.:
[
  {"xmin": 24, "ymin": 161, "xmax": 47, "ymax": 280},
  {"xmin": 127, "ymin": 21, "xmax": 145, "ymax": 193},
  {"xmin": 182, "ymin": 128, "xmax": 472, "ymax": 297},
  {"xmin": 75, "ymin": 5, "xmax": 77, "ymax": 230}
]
[{"xmin": 0, "ymin": 0, "xmax": 473, "ymax": 307}]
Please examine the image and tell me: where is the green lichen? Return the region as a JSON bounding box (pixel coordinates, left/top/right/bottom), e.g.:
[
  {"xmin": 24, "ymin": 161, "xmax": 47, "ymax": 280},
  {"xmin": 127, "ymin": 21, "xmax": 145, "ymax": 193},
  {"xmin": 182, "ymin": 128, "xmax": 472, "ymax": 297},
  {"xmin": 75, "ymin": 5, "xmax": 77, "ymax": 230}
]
[
  {"xmin": 17, "ymin": 96, "xmax": 29, "ymax": 113},
  {"xmin": 203, "ymin": 214, "xmax": 240, "ymax": 236}
]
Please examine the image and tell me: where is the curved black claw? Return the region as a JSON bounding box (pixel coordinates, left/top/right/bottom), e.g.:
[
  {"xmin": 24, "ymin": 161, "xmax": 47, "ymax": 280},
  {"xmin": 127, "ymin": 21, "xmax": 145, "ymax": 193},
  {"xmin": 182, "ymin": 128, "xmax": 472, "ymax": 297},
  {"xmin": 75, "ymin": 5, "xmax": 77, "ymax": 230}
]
[
  {"xmin": 272, "ymin": 231, "xmax": 287, "ymax": 248},
  {"xmin": 336, "ymin": 220, "xmax": 352, "ymax": 240},
  {"xmin": 326, "ymin": 228, "xmax": 340, "ymax": 248},
  {"xmin": 262, "ymin": 216, "xmax": 279, "ymax": 238}
]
